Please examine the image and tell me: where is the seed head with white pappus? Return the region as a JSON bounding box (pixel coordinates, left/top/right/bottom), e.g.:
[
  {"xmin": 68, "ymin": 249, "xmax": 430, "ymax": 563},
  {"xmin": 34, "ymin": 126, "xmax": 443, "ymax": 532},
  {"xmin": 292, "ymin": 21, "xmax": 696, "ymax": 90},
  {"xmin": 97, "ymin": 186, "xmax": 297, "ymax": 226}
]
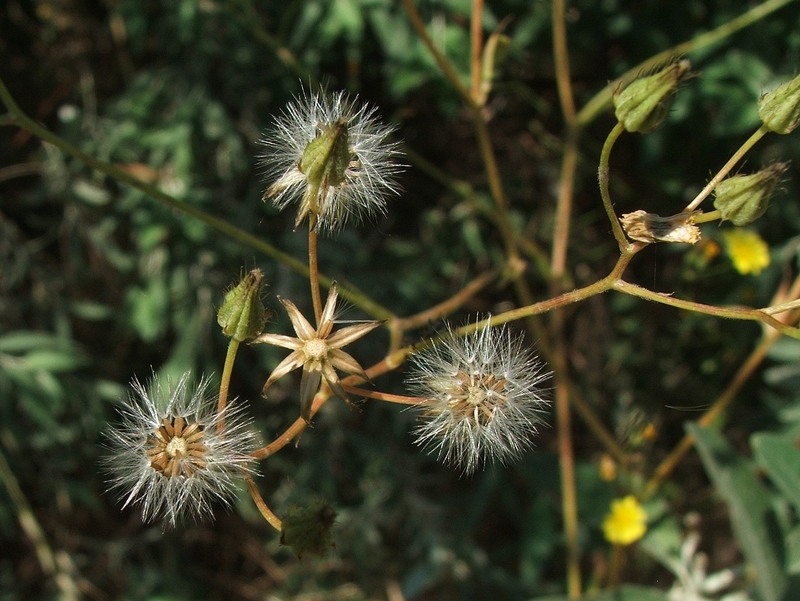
[
  {"xmin": 103, "ymin": 372, "xmax": 257, "ymax": 527},
  {"xmin": 407, "ymin": 321, "xmax": 551, "ymax": 475},
  {"xmin": 259, "ymin": 88, "xmax": 403, "ymax": 233}
]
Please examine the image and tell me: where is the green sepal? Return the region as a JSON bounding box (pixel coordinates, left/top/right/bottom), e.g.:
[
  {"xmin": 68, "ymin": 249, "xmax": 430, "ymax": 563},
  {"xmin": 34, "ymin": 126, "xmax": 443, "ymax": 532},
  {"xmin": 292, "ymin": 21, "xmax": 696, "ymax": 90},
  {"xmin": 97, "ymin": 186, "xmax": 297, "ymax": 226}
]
[{"xmin": 217, "ymin": 268, "xmax": 269, "ymax": 341}]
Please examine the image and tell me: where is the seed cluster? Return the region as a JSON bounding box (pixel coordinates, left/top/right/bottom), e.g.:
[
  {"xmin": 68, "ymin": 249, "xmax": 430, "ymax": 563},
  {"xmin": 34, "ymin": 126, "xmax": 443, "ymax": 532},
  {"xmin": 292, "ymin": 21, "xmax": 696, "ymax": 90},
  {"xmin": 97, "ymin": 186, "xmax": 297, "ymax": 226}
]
[
  {"xmin": 443, "ymin": 370, "xmax": 508, "ymax": 427},
  {"xmin": 147, "ymin": 416, "xmax": 207, "ymax": 478}
]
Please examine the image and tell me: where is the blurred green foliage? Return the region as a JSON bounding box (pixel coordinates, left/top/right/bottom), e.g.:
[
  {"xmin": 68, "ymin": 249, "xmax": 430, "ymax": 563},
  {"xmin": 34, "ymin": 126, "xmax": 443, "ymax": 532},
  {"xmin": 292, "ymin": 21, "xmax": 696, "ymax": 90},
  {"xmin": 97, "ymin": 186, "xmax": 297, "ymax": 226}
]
[{"xmin": 3, "ymin": 0, "xmax": 800, "ymax": 599}]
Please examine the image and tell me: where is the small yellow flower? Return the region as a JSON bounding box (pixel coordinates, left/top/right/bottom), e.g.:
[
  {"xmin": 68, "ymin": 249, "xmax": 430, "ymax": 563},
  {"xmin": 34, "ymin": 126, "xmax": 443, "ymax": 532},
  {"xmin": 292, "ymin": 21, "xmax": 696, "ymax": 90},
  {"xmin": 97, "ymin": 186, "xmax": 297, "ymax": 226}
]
[
  {"xmin": 602, "ymin": 495, "xmax": 647, "ymax": 546},
  {"xmin": 723, "ymin": 229, "xmax": 770, "ymax": 275}
]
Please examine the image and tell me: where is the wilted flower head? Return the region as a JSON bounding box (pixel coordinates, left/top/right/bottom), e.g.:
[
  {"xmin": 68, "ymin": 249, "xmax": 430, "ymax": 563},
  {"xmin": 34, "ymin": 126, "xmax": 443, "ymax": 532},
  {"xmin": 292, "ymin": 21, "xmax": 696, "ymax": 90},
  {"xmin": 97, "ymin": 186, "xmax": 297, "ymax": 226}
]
[
  {"xmin": 406, "ymin": 321, "xmax": 551, "ymax": 475},
  {"xmin": 254, "ymin": 283, "xmax": 382, "ymax": 423},
  {"xmin": 259, "ymin": 87, "xmax": 403, "ymax": 234},
  {"xmin": 621, "ymin": 210, "xmax": 701, "ymax": 244},
  {"xmin": 104, "ymin": 372, "xmax": 257, "ymax": 527}
]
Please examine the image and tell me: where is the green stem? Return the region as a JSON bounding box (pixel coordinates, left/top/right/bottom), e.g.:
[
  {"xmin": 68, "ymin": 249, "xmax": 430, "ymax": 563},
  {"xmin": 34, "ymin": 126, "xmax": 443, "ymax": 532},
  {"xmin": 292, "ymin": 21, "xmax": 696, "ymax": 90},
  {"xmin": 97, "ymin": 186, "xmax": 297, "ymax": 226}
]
[
  {"xmin": 218, "ymin": 339, "xmax": 240, "ymax": 430},
  {"xmin": 684, "ymin": 125, "xmax": 769, "ymax": 211},
  {"xmin": 598, "ymin": 123, "xmax": 630, "ymax": 252},
  {"xmin": 693, "ymin": 209, "xmax": 721, "ymax": 224},
  {"xmin": 576, "ymin": 0, "xmax": 797, "ymax": 127},
  {"xmin": 613, "ymin": 279, "xmax": 800, "ymax": 338}
]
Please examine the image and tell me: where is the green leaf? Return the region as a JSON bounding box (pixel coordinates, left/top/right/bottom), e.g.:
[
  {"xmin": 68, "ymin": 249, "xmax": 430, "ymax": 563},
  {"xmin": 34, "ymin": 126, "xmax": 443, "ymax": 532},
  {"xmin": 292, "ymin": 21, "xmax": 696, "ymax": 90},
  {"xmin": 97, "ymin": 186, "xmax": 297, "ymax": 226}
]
[
  {"xmin": 752, "ymin": 431, "xmax": 800, "ymax": 512},
  {"xmin": 688, "ymin": 423, "xmax": 787, "ymax": 601},
  {"xmin": 21, "ymin": 349, "xmax": 88, "ymax": 373},
  {"xmin": 0, "ymin": 331, "xmax": 65, "ymax": 353},
  {"xmin": 531, "ymin": 585, "xmax": 669, "ymax": 601}
]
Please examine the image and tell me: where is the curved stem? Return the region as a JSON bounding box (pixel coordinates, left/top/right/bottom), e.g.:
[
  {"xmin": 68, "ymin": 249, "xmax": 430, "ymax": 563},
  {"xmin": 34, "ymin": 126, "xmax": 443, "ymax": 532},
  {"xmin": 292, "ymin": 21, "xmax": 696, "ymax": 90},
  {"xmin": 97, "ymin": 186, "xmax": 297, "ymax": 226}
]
[
  {"xmin": 245, "ymin": 475, "xmax": 283, "ymax": 532},
  {"xmin": 598, "ymin": 122, "xmax": 630, "ymax": 251}
]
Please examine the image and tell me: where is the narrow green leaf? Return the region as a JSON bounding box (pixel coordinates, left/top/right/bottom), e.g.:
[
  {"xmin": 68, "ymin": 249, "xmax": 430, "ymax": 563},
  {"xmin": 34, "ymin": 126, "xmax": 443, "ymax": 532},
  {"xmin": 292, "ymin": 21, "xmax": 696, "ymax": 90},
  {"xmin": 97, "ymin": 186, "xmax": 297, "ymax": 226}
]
[
  {"xmin": 688, "ymin": 423, "xmax": 786, "ymax": 601},
  {"xmin": 752, "ymin": 432, "xmax": 800, "ymax": 513}
]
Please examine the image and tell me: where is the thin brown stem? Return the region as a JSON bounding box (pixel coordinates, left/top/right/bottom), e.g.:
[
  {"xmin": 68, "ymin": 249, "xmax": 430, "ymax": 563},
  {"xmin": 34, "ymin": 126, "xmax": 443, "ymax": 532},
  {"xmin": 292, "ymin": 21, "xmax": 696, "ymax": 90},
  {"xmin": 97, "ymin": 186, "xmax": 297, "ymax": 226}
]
[
  {"xmin": 402, "ymin": 0, "xmax": 475, "ymax": 108},
  {"xmin": 552, "ymin": 0, "xmax": 576, "ymax": 122},
  {"xmin": 341, "ymin": 384, "xmax": 432, "ymax": 406},
  {"xmin": 470, "ymin": 0, "xmax": 484, "ymax": 103},
  {"xmin": 391, "ymin": 268, "xmax": 500, "ymax": 334},
  {"xmin": 643, "ymin": 331, "xmax": 778, "ymax": 498},
  {"xmin": 245, "ymin": 475, "xmax": 283, "ymax": 532},
  {"xmin": 643, "ymin": 273, "xmax": 800, "ymax": 497},
  {"xmin": 308, "ymin": 220, "xmax": 323, "ymax": 325},
  {"xmin": 553, "ymin": 339, "xmax": 581, "ymax": 598}
]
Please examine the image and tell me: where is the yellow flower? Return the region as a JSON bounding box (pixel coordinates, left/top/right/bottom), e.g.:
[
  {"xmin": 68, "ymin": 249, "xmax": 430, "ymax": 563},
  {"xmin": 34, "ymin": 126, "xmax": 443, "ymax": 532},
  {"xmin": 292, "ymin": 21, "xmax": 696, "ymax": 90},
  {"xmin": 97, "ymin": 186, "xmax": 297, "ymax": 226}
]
[
  {"xmin": 723, "ymin": 229, "xmax": 770, "ymax": 275},
  {"xmin": 602, "ymin": 495, "xmax": 647, "ymax": 546}
]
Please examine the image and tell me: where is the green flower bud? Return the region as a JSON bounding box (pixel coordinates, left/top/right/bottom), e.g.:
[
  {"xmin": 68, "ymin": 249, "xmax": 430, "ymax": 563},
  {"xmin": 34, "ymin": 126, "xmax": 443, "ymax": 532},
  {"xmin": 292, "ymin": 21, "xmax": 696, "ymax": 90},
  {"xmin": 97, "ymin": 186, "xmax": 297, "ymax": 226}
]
[
  {"xmin": 300, "ymin": 118, "xmax": 351, "ymax": 193},
  {"xmin": 614, "ymin": 60, "xmax": 692, "ymax": 133},
  {"xmin": 217, "ymin": 268, "xmax": 269, "ymax": 341},
  {"xmin": 759, "ymin": 75, "xmax": 800, "ymax": 134},
  {"xmin": 713, "ymin": 163, "xmax": 788, "ymax": 226},
  {"xmin": 280, "ymin": 500, "xmax": 336, "ymax": 558}
]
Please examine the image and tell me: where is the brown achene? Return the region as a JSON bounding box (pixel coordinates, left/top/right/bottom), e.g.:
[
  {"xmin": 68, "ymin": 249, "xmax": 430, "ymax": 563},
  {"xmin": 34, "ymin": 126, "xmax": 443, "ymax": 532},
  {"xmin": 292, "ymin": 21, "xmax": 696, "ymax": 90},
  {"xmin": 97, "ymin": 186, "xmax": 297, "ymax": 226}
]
[{"xmin": 146, "ymin": 416, "xmax": 208, "ymax": 478}]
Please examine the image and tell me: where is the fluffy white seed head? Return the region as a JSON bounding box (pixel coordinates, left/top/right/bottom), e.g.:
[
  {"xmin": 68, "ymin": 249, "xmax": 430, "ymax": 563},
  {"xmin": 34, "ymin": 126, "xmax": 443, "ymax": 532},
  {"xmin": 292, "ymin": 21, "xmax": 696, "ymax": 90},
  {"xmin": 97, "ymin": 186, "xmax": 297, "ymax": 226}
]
[
  {"xmin": 407, "ymin": 321, "xmax": 551, "ymax": 475},
  {"xmin": 259, "ymin": 87, "xmax": 403, "ymax": 234},
  {"xmin": 103, "ymin": 372, "xmax": 257, "ymax": 527}
]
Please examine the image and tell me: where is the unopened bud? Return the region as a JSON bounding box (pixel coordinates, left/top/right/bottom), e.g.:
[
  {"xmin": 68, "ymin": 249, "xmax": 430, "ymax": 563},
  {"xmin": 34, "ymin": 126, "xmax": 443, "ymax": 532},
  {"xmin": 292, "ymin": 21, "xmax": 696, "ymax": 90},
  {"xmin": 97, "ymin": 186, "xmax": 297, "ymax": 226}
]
[
  {"xmin": 217, "ymin": 268, "xmax": 269, "ymax": 341},
  {"xmin": 713, "ymin": 163, "xmax": 788, "ymax": 226},
  {"xmin": 301, "ymin": 118, "xmax": 351, "ymax": 193},
  {"xmin": 614, "ymin": 60, "xmax": 692, "ymax": 133},
  {"xmin": 620, "ymin": 210, "xmax": 701, "ymax": 244},
  {"xmin": 280, "ymin": 500, "xmax": 336, "ymax": 558},
  {"xmin": 759, "ymin": 75, "xmax": 800, "ymax": 134}
]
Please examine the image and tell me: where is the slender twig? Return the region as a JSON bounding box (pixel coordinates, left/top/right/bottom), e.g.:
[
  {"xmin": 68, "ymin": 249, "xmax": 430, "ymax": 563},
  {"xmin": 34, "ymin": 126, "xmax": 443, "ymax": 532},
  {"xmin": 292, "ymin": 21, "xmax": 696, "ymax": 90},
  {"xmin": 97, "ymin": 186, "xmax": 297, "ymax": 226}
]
[
  {"xmin": 613, "ymin": 280, "xmax": 800, "ymax": 339},
  {"xmin": 391, "ymin": 268, "xmax": 500, "ymax": 333},
  {"xmin": 401, "ymin": 0, "xmax": 476, "ymax": 108},
  {"xmin": 245, "ymin": 475, "xmax": 283, "ymax": 532},
  {"xmin": 0, "ymin": 447, "xmax": 80, "ymax": 599},
  {"xmin": 470, "ymin": 0, "xmax": 484, "ymax": 103},
  {"xmin": 341, "ymin": 384, "xmax": 432, "ymax": 406},
  {"xmin": 308, "ymin": 220, "xmax": 323, "ymax": 325},
  {"xmin": 598, "ymin": 122, "xmax": 631, "ymax": 251},
  {"xmin": 684, "ymin": 125, "xmax": 769, "ymax": 211},
  {"xmin": 554, "ymin": 348, "xmax": 582, "ymax": 598},
  {"xmin": 551, "ymin": 5, "xmax": 581, "ymax": 594},
  {"xmin": 217, "ymin": 339, "xmax": 240, "ymax": 432},
  {"xmin": 643, "ymin": 273, "xmax": 800, "ymax": 497},
  {"xmin": 642, "ymin": 331, "xmax": 778, "ymax": 498}
]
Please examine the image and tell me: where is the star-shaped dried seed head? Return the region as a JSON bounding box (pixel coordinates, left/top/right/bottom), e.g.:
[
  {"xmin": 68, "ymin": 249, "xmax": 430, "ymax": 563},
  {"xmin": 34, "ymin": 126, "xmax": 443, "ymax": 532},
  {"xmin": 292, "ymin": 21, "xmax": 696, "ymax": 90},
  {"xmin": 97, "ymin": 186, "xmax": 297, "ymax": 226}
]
[{"xmin": 254, "ymin": 283, "xmax": 381, "ymax": 422}]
